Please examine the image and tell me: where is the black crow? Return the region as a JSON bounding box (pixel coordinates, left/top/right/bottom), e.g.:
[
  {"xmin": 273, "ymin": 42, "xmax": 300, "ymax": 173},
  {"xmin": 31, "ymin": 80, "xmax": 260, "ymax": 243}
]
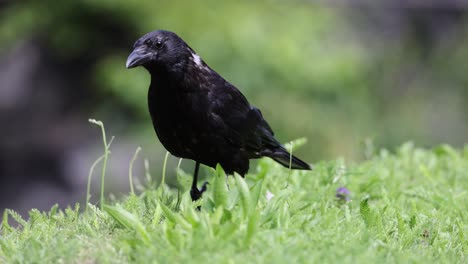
[{"xmin": 126, "ymin": 30, "xmax": 311, "ymax": 201}]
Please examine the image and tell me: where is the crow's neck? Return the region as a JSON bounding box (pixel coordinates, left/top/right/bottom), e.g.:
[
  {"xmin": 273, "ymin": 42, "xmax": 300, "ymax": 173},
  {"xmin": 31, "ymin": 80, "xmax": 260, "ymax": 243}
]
[
  {"xmin": 148, "ymin": 64, "xmax": 180, "ymax": 85},
  {"xmin": 149, "ymin": 65, "xmax": 208, "ymax": 95}
]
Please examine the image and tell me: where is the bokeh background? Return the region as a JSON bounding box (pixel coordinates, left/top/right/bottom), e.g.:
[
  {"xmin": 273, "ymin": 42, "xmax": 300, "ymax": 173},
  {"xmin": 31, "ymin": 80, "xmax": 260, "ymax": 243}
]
[{"xmin": 1, "ymin": 1, "xmax": 467, "ymax": 216}]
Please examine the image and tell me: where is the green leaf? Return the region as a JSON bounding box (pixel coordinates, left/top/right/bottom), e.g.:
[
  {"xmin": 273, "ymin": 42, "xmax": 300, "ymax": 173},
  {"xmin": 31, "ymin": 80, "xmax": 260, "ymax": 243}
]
[
  {"xmin": 160, "ymin": 203, "xmax": 191, "ymax": 230},
  {"xmin": 409, "ymin": 215, "xmax": 416, "ymax": 229},
  {"xmin": 213, "ymin": 164, "xmax": 229, "ymax": 208},
  {"xmin": 250, "ymin": 179, "xmax": 264, "ymax": 208},
  {"xmin": 360, "ymin": 198, "xmax": 372, "ymax": 227},
  {"xmin": 235, "ymin": 174, "xmax": 252, "ymax": 219},
  {"xmin": 176, "ymin": 167, "xmax": 192, "ymax": 192},
  {"xmin": 151, "ymin": 203, "xmax": 163, "ymax": 227},
  {"xmin": 6, "ymin": 209, "xmax": 27, "ymax": 228},
  {"xmin": 159, "ymin": 202, "xmax": 177, "ymax": 224},
  {"xmin": 1, "ymin": 210, "xmax": 11, "ymax": 232},
  {"xmin": 245, "ymin": 211, "xmax": 259, "ymax": 247},
  {"xmin": 103, "ymin": 205, "xmax": 150, "ymax": 244}
]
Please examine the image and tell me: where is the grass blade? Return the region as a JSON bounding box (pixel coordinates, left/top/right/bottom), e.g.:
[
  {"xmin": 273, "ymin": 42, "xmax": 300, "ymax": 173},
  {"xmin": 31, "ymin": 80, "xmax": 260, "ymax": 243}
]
[{"xmin": 104, "ymin": 205, "xmax": 150, "ymax": 244}]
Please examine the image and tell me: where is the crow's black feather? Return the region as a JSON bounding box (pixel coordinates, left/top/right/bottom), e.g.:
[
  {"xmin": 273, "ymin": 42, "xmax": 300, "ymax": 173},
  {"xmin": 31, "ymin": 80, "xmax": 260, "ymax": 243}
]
[{"xmin": 126, "ymin": 30, "xmax": 312, "ymax": 200}]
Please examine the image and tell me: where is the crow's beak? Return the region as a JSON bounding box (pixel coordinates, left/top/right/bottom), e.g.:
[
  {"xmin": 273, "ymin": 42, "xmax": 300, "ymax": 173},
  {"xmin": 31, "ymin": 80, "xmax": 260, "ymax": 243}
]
[{"xmin": 126, "ymin": 46, "xmax": 153, "ymax": 69}]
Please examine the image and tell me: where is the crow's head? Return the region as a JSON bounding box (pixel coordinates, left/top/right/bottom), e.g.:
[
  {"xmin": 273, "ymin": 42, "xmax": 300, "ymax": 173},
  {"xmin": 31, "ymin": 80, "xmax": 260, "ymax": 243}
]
[{"xmin": 126, "ymin": 30, "xmax": 193, "ymax": 71}]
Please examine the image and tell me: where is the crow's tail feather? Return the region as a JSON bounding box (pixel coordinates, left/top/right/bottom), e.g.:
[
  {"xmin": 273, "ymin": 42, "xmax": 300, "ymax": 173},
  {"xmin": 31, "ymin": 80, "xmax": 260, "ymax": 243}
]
[{"xmin": 269, "ymin": 146, "xmax": 312, "ymax": 170}]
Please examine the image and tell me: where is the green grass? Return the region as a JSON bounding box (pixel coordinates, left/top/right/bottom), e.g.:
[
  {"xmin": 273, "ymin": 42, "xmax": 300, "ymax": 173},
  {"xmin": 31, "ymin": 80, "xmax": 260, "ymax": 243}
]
[{"xmin": 0, "ymin": 142, "xmax": 467, "ymax": 263}]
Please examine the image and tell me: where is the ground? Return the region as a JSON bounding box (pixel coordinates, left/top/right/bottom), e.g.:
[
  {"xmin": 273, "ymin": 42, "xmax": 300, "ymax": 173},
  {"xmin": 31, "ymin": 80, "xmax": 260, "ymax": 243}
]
[{"xmin": 0, "ymin": 143, "xmax": 466, "ymax": 263}]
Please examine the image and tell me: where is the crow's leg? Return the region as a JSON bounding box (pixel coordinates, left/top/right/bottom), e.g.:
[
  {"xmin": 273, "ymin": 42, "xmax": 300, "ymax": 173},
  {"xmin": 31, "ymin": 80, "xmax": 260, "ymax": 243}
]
[{"xmin": 190, "ymin": 162, "xmax": 208, "ymax": 201}]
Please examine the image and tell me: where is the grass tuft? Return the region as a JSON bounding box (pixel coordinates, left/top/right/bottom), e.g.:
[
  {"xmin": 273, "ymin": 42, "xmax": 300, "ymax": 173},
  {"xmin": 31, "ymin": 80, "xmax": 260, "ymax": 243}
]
[{"xmin": 0, "ymin": 124, "xmax": 466, "ymax": 263}]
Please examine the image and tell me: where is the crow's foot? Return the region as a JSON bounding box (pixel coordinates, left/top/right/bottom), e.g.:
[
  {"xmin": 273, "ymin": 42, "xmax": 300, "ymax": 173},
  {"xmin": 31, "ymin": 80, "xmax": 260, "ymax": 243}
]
[{"xmin": 190, "ymin": 181, "xmax": 209, "ymax": 201}]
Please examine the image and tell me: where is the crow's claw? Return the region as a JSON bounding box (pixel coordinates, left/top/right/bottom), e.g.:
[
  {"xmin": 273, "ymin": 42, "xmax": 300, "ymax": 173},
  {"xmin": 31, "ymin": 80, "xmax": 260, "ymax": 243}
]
[
  {"xmin": 200, "ymin": 181, "xmax": 209, "ymax": 192},
  {"xmin": 190, "ymin": 181, "xmax": 209, "ymax": 201}
]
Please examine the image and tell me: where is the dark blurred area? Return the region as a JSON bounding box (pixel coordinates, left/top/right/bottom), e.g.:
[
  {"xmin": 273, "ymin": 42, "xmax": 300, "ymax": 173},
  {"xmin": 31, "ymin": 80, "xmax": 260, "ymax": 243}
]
[{"xmin": 1, "ymin": 1, "xmax": 467, "ymax": 215}]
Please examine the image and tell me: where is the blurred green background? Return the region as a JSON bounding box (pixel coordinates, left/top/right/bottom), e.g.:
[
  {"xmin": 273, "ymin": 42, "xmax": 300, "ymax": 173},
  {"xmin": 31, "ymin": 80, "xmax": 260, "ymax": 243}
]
[{"xmin": 1, "ymin": 1, "xmax": 467, "ymax": 213}]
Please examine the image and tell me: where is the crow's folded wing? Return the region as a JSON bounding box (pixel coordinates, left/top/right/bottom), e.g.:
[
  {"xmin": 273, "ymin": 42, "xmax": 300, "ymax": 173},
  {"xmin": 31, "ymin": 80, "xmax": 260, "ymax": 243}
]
[{"xmin": 208, "ymin": 81, "xmax": 278, "ymax": 152}]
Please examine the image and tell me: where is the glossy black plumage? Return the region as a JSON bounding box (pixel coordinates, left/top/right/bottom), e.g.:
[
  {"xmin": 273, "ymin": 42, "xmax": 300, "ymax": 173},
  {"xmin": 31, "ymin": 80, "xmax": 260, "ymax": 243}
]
[{"xmin": 126, "ymin": 30, "xmax": 311, "ymax": 200}]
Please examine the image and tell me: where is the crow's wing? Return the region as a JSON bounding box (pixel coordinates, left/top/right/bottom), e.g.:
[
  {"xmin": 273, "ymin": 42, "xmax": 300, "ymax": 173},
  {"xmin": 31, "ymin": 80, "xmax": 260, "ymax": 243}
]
[{"xmin": 208, "ymin": 81, "xmax": 278, "ymax": 152}]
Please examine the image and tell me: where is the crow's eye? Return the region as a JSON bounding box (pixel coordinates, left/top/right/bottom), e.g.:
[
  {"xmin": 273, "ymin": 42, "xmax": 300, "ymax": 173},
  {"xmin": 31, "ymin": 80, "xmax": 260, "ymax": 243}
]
[{"xmin": 155, "ymin": 41, "xmax": 163, "ymax": 49}]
